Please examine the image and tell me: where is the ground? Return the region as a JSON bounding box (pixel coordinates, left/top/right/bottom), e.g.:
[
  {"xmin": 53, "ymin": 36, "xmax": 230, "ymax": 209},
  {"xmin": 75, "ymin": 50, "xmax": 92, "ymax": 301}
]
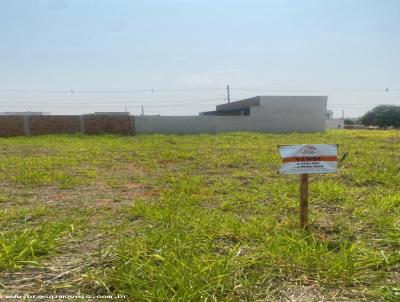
[{"xmin": 0, "ymin": 130, "xmax": 399, "ymax": 301}]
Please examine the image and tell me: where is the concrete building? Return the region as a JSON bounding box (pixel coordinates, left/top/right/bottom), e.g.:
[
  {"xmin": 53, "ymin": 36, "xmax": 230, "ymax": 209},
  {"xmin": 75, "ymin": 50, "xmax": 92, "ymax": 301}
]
[
  {"xmin": 135, "ymin": 95, "xmax": 327, "ymax": 134},
  {"xmin": 325, "ymin": 110, "xmax": 344, "ymax": 129},
  {"xmin": 326, "ymin": 110, "xmax": 334, "ymax": 119}
]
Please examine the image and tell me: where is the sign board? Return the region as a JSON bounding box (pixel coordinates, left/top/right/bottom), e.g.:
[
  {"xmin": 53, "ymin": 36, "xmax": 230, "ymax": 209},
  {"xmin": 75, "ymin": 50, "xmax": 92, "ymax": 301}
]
[{"xmin": 279, "ymin": 144, "xmax": 338, "ymax": 175}]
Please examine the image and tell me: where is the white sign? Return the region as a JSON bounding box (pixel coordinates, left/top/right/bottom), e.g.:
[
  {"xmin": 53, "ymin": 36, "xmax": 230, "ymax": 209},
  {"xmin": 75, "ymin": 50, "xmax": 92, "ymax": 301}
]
[{"xmin": 279, "ymin": 144, "xmax": 338, "ymax": 174}]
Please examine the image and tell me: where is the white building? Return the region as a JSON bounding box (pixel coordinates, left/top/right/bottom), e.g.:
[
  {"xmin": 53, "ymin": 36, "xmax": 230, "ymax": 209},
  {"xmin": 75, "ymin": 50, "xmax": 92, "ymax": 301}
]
[{"xmin": 325, "ymin": 110, "xmax": 344, "ymax": 129}]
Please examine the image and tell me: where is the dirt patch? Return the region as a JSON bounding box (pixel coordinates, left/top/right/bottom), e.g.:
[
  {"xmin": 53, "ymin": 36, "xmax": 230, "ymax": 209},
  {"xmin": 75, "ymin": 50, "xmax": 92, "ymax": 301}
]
[{"xmin": 275, "ymin": 284, "xmax": 356, "ymax": 302}]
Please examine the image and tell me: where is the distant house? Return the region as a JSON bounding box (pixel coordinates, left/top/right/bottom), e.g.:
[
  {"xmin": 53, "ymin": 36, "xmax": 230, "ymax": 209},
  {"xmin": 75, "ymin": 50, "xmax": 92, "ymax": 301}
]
[
  {"xmin": 325, "ymin": 110, "xmax": 344, "ymax": 129},
  {"xmin": 135, "ymin": 95, "xmax": 328, "ymax": 134},
  {"xmin": 326, "ymin": 110, "xmax": 334, "ymax": 119}
]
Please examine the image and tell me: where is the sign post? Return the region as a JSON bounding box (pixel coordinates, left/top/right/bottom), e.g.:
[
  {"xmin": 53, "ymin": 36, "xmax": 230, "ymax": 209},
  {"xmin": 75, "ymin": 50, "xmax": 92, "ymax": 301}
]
[
  {"xmin": 279, "ymin": 144, "xmax": 338, "ymax": 229},
  {"xmin": 299, "ymin": 173, "xmax": 308, "ymax": 228}
]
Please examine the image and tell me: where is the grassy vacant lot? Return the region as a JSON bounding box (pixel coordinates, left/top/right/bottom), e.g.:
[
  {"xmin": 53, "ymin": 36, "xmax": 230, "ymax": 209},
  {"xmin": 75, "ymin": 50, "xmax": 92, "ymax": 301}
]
[{"xmin": 0, "ymin": 130, "xmax": 399, "ymax": 301}]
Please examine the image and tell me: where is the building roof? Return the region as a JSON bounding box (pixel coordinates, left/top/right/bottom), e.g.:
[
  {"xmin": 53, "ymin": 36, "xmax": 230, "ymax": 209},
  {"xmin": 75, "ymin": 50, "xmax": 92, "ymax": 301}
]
[
  {"xmin": 216, "ymin": 95, "xmax": 327, "ymax": 112},
  {"xmin": 216, "ymin": 96, "xmax": 260, "ymax": 112}
]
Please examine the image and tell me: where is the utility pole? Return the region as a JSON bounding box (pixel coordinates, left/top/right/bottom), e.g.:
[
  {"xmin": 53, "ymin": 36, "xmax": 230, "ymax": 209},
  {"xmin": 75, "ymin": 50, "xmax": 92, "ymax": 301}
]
[
  {"xmin": 141, "ymin": 105, "xmax": 144, "ymax": 116},
  {"xmin": 342, "ymin": 110, "xmax": 344, "ymax": 119},
  {"xmin": 227, "ymin": 85, "xmax": 231, "ymax": 103}
]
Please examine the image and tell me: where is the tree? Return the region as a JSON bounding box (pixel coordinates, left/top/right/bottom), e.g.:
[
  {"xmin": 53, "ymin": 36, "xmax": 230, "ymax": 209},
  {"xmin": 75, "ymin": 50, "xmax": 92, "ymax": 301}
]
[
  {"xmin": 361, "ymin": 105, "xmax": 400, "ymax": 127},
  {"xmin": 344, "ymin": 119, "xmax": 354, "ymax": 125}
]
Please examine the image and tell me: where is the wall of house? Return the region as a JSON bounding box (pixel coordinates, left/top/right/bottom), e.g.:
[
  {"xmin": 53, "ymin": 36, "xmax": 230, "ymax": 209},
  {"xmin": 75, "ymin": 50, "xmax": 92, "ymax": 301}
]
[
  {"xmin": 252, "ymin": 96, "xmax": 327, "ymax": 132},
  {"xmin": 0, "ymin": 115, "xmax": 134, "ymax": 136}
]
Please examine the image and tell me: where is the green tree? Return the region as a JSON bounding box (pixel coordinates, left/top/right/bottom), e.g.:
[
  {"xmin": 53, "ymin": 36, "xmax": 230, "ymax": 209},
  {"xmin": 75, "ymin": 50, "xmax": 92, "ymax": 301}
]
[
  {"xmin": 361, "ymin": 105, "xmax": 400, "ymax": 127},
  {"xmin": 344, "ymin": 119, "xmax": 354, "ymax": 125}
]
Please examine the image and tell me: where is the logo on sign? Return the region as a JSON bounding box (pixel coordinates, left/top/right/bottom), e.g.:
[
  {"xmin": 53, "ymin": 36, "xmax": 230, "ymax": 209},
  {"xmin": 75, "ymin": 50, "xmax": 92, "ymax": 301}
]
[{"xmin": 300, "ymin": 145, "xmax": 318, "ymax": 155}]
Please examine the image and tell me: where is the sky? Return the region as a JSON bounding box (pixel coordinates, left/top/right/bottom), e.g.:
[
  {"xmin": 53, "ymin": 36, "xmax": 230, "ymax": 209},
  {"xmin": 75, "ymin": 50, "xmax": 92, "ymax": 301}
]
[{"xmin": 0, "ymin": 0, "xmax": 399, "ymax": 117}]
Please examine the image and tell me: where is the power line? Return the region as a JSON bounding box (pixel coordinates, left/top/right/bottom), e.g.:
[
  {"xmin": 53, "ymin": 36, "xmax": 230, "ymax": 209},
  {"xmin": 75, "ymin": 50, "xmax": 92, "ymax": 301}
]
[
  {"xmin": 0, "ymin": 88, "xmax": 225, "ymax": 94},
  {"xmin": 1, "ymin": 100, "xmax": 398, "ymax": 107},
  {"xmin": 0, "ymin": 98, "xmax": 224, "ymax": 105},
  {"xmin": 0, "ymin": 103, "xmax": 221, "ymax": 108},
  {"xmin": 232, "ymin": 88, "xmax": 400, "ymax": 92},
  {"xmin": 0, "ymin": 87, "xmax": 399, "ymax": 94},
  {"xmin": 328, "ymin": 103, "xmax": 400, "ymax": 107},
  {"xmin": 1, "ymin": 85, "xmax": 399, "ymax": 112}
]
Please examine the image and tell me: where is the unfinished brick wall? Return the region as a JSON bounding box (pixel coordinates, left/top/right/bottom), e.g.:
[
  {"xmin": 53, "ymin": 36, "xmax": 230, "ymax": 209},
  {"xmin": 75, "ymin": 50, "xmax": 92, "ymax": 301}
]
[
  {"xmin": 84, "ymin": 115, "xmax": 133, "ymax": 135},
  {"xmin": 0, "ymin": 115, "xmax": 135, "ymax": 136},
  {"xmin": 29, "ymin": 116, "xmax": 81, "ymax": 135},
  {"xmin": 0, "ymin": 116, "xmax": 25, "ymax": 136}
]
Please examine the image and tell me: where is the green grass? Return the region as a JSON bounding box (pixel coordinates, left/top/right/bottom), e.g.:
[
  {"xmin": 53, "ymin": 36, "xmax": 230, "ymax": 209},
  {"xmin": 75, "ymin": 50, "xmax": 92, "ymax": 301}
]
[
  {"xmin": 0, "ymin": 130, "xmax": 399, "ymax": 301},
  {"xmin": 0, "ymin": 220, "xmax": 80, "ymax": 270}
]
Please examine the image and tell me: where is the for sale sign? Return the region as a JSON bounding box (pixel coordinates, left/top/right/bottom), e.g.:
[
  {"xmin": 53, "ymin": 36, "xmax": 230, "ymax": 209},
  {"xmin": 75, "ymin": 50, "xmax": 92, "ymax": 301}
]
[{"xmin": 279, "ymin": 144, "xmax": 338, "ymax": 174}]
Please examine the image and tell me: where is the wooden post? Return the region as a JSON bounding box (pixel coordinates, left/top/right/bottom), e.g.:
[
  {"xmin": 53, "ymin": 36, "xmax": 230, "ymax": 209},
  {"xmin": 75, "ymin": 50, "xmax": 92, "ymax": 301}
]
[{"xmin": 299, "ymin": 174, "xmax": 309, "ymax": 229}]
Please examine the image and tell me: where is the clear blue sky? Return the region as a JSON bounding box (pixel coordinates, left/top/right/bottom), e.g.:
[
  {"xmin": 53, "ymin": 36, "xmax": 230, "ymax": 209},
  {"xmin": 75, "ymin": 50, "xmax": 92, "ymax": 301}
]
[{"xmin": 1, "ymin": 0, "xmax": 399, "ymax": 117}]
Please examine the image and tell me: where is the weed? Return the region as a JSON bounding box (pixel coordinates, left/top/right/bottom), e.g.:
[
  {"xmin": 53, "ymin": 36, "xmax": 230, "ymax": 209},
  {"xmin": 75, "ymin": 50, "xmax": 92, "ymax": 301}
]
[{"xmin": 0, "ymin": 220, "xmax": 80, "ymax": 270}]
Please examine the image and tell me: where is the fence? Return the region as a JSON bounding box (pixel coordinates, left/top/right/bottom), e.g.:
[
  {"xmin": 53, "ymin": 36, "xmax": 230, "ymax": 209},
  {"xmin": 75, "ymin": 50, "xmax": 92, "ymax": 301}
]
[
  {"xmin": 0, "ymin": 112, "xmax": 327, "ymax": 137},
  {"xmin": 0, "ymin": 115, "xmax": 135, "ymax": 136}
]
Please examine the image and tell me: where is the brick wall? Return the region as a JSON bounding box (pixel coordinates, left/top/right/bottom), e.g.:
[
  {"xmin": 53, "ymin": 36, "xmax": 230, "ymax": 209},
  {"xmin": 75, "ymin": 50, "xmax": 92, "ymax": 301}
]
[
  {"xmin": 29, "ymin": 116, "xmax": 81, "ymax": 135},
  {"xmin": 84, "ymin": 115, "xmax": 133, "ymax": 135},
  {"xmin": 0, "ymin": 115, "xmax": 135, "ymax": 136},
  {"xmin": 0, "ymin": 116, "xmax": 25, "ymax": 136}
]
